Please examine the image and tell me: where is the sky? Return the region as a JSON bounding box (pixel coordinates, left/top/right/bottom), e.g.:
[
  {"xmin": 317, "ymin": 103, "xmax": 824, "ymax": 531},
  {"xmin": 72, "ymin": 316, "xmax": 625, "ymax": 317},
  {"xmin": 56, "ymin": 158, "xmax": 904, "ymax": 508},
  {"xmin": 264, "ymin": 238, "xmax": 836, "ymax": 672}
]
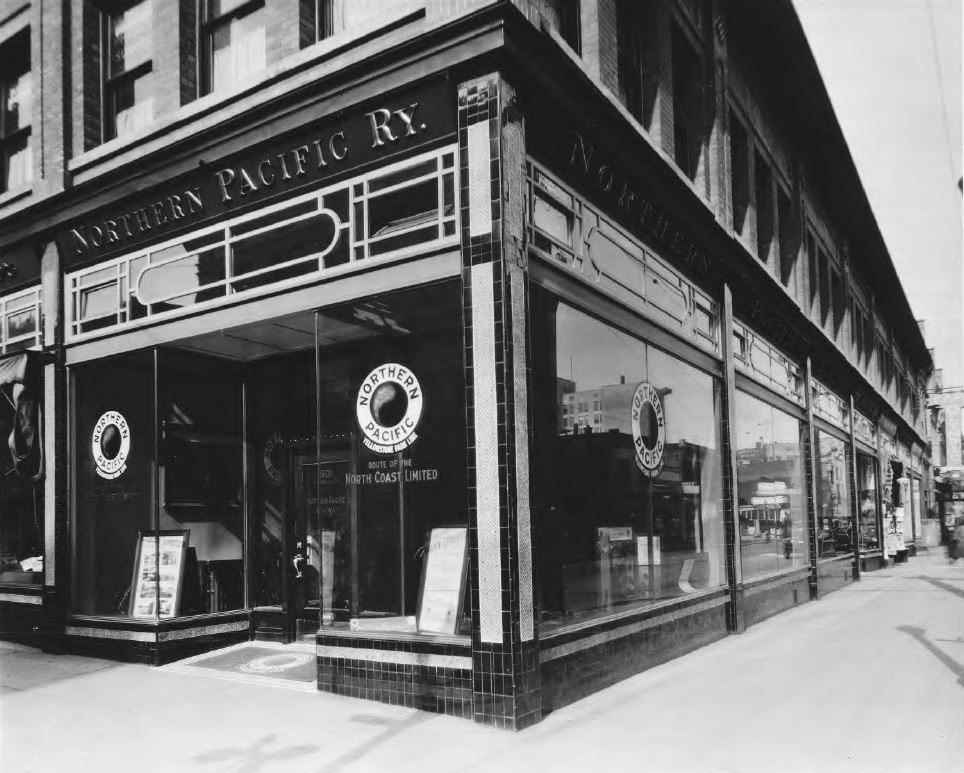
[{"xmin": 792, "ymin": 0, "xmax": 963, "ymax": 388}]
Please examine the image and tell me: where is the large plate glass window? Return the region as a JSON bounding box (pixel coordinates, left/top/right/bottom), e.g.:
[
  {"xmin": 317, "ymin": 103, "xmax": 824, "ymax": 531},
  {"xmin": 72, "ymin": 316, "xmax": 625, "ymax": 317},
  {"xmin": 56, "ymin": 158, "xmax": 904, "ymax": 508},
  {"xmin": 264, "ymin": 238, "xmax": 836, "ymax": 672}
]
[
  {"xmin": 72, "ymin": 351, "xmax": 156, "ymax": 616},
  {"xmin": 734, "ymin": 391, "xmax": 809, "ymax": 578},
  {"xmin": 814, "ymin": 430, "xmax": 853, "ymax": 558},
  {"xmin": 531, "ymin": 292, "xmax": 725, "ymax": 629},
  {"xmin": 312, "ymin": 281, "xmax": 467, "ymax": 632},
  {"xmin": 72, "ymin": 348, "xmax": 244, "ymax": 618},
  {"xmin": 856, "ymin": 454, "xmax": 880, "ymax": 552},
  {"xmin": 157, "ymin": 350, "xmax": 244, "ymax": 614}
]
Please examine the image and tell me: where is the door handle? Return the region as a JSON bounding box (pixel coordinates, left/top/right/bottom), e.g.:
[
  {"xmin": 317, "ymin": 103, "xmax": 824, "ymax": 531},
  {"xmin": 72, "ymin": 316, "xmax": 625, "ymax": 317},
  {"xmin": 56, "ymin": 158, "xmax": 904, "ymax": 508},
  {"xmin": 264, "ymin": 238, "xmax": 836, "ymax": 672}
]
[{"xmin": 292, "ymin": 552, "xmax": 305, "ymax": 579}]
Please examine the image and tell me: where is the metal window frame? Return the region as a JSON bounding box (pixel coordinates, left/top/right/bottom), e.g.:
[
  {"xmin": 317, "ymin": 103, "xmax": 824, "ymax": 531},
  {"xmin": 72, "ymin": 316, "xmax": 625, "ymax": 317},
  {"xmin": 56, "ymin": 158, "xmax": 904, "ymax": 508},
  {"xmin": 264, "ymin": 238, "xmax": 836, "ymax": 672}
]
[
  {"xmin": 65, "ymin": 144, "xmax": 459, "ymax": 344},
  {"xmin": 101, "ymin": 0, "xmax": 155, "ymax": 141},
  {"xmin": 199, "ymin": 0, "xmax": 266, "ymax": 96},
  {"xmin": 731, "ymin": 318, "xmax": 805, "ymax": 407},
  {"xmin": 0, "ymin": 285, "xmax": 42, "ymax": 354},
  {"xmin": 525, "ymin": 158, "xmax": 721, "ymax": 359}
]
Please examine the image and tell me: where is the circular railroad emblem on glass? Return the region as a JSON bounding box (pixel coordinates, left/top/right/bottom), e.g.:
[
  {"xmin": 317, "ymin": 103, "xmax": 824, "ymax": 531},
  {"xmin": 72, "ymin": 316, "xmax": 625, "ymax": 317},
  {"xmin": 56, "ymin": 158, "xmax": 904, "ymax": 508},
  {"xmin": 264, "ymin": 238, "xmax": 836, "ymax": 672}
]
[
  {"xmin": 240, "ymin": 652, "xmax": 314, "ymax": 674},
  {"xmin": 92, "ymin": 411, "xmax": 131, "ymax": 480},
  {"xmin": 356, "ymin": 363, "xmax": 423, "ymax": 455},
  {"xmin": 631, "ymin": 382, "xmax": 666, "ymax": 477},
  {"xmin": 263, "ymin": 432, "xmax": 283, "ymax": 485}
]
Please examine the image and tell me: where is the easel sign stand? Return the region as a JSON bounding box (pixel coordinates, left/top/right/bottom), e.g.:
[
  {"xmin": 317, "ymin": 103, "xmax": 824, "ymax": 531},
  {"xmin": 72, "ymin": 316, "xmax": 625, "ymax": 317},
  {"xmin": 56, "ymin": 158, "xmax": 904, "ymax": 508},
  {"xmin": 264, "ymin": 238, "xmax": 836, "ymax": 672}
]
[
  {"xmin": 416, "ymin": 527, "xmax": 468, "ymax": 635},
  {"xmin": 129, "ymin": 530, "xmax": 190, "ymax": 619}
]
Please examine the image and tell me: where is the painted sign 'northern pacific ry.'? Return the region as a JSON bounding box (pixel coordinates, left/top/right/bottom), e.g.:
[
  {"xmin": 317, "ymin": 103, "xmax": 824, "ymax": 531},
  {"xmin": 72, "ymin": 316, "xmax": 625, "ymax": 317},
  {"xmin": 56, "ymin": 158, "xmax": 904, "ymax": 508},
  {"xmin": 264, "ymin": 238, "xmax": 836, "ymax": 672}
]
[
  {"xmin": 631, "ymin": 382, "xmax": 666, "ymax": 476},
  {"xmin": 92, "ymin": 410, "xmax": 131, "ymax": 480},
  {"xmin": 61, "ymin": 79, "xmax": 454, "ymax": 266},
  {"xmin": 356, "ymin": 363, "xmax": 423, "ymax": 454}
]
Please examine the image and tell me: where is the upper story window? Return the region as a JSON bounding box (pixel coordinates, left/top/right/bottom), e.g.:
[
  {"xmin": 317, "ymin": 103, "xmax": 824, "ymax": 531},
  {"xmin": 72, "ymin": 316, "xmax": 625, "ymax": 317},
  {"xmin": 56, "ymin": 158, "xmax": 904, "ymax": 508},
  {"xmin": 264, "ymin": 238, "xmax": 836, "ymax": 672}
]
[
  {"xmin": 753, "ymin": 150, "xmax": 773, "ymax": 263},
  {"xmin": 806, "ymin": 229, "xmax": 818, "ymax": 313},
  {"xmin": 777, "ymin": 185, "xmax": 796, "ymax": 289},
  {"xmin": 817, "ymin": 247, "xmax": 831, "ymax": 327},
  {"xmin": 202, "ymin": 0, "xmax": 266, "ymax": 95},
  {"xmin": 830, "ymin": 265, "xmax": 846, "ymax": 337},
  {"xmin": 616, "ymin": 0, "xmax": 656, "ymax": 130},
  {"xmin": 729, "ymin": 110, "xmax": 749, "ymax": 236},
  {"xmin": 851, "ymin": 298, "xmax": 866, "ymax": 362},
  {"xmin": 670, "ymin": 23, "xmax": 705, "ymax": 183},
  {"xmin": 539, "ymin": 0, "xmax": 580, "ymax": 53},
  {"xmin": 105, "ymin": 1, "xmax": 156, "ymax": 140},
  {"xmin": 300, "ymin": 0, "xmax": 391, "ymax": 46},
  {"xmin": 0, "ymin": 29, "xmax": 32, "ymax": 193}
]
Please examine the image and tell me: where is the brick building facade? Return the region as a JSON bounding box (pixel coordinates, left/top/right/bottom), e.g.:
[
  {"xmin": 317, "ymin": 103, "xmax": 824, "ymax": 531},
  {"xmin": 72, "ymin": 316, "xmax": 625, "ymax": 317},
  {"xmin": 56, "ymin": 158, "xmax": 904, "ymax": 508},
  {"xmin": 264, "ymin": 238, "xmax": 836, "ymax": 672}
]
[{"xmin": 0, "ymin": 0, "xmax": 933, "ymax": 730}]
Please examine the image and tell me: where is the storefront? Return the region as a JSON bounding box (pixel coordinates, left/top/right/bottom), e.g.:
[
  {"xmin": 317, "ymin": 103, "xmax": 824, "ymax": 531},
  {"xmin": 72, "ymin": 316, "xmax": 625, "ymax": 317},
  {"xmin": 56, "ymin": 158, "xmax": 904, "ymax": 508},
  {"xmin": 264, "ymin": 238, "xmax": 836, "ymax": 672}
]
[
  {"xmin": 59, "ymin": 78, "xmax": 467, "ymax": 665},
  {"xmin": 853, "ymin": 411, "xmax": 884, "ymax": 571},
  {"xmin": 810, "ymin": 379, "xmax": 856, "ymax": 593},
  {"xmin": 520, "ymin": 143, "xmax": 732, "ymax": 711}
]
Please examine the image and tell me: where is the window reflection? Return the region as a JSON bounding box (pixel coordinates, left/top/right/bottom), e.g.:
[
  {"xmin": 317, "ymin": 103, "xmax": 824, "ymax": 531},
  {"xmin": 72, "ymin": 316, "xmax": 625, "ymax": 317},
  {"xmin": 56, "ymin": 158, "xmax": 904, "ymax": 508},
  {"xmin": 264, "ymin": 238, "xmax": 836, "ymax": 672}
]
[
  {"xmin": 734, "ymin": 391, "xmax": 808, "ymax": 578},
  {"xmin": 534, "ymin": 297, "xmax": 725, "ymax": 629},
  {"xmin": 814, "ymin": 430, "xmax": 853, "ymax": 558},
  {"xmin": 857, "ymin": 454, "xmax": 879, "ymax": 551}
]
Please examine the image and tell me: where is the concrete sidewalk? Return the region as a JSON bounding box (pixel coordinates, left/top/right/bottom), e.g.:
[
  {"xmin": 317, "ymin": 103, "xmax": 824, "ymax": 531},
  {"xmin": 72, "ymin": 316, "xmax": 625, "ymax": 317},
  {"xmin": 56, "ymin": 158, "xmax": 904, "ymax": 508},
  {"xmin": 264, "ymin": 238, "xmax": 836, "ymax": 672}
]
[{"xmin": 2, "ymin": 552, "xmax": 962, "ymax": 773}]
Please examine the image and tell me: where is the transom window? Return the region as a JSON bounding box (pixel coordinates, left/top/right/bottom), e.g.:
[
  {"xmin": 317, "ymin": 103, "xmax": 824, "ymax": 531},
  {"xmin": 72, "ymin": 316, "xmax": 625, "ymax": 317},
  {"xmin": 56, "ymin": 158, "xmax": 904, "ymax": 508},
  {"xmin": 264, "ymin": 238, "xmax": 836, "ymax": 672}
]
[
  {"xmin": 66, "ymin": 147, "xmax": 458, "ymax": 340},
  {"xmin": 732, "ymin": 319, "xmax": 804, "ymax": 404},
  {"xmin": 0, "ymin": 29, "xmax": 32, "ymax": 193},
  {"xmin": 104, "ymin": 0, "xmax": 156, "ymax": 140},
  {"xmin": 0, "ymin": 286, "xmax": 42, "ymax": 354},
  {"xmin": 811, "ymin": 379, "xmax": 849, "ymax": 431},
  {"xmin": 525, "ymin": 160, "xmax": 720, "ymax": 356},
  {"xmin": 202, "ymin": 0, "xmax": 267, "ymax": 95}
]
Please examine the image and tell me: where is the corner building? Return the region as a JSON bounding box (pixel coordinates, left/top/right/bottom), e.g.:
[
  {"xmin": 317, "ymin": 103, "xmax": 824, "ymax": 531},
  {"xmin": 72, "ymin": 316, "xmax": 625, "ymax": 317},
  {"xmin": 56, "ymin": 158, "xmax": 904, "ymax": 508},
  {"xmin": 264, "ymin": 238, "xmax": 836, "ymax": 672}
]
[{"xmin": 0, "ymin": 0, "xmax": 933, "ymax": 729}]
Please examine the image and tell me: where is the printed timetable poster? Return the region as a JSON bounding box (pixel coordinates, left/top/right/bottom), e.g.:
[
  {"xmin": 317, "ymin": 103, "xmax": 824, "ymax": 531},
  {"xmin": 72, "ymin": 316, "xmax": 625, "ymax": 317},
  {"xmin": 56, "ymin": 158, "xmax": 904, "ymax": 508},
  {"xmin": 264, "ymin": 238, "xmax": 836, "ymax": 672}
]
[
  {"xmin": 130, "ymin": 532, "xmax": 189, "ymax": 619},
  {"xmin": 417, "ymin": 528, "xmax": 467, "ymax": 635}
]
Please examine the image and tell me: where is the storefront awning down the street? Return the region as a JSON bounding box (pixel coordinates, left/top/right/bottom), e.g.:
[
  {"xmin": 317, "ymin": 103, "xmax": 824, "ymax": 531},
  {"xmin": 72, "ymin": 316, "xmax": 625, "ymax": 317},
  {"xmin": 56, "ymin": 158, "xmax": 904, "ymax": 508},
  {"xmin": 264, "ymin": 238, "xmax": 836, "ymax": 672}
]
[{"xmin": 0, "ymin": 350, "xmax": 43, "ymax": 482}]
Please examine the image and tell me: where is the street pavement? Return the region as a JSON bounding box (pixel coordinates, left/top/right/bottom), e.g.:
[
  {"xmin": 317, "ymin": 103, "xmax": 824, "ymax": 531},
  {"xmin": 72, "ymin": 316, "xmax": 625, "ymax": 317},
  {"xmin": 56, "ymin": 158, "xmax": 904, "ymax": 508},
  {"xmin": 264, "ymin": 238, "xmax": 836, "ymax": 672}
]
[{"xmin": 1, "ymin": 550, "xmax": 962, "ymax": 773}]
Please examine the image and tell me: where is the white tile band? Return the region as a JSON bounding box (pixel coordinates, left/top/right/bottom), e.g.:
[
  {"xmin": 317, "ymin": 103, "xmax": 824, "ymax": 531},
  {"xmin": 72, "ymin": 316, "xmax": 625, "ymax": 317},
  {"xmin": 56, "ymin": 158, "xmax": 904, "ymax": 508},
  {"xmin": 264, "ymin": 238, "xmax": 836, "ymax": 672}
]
[
  {"xmin": 510, "ymin": 266, "xmax": 534, "ymax": 642},
  {"xmin": 44, "ymin": 363, "xmax": 55, "ymax": 586},
  {"xmin": 468, "ymin": 122, "xmax": 493, "ymax": 237},
  {"xmin": 471, "ymin": 262, "xmax": 503, "ymax": 644},
  {"xmin": 318, "ymin": 645, "xmax": 471, "ymax": 670}
]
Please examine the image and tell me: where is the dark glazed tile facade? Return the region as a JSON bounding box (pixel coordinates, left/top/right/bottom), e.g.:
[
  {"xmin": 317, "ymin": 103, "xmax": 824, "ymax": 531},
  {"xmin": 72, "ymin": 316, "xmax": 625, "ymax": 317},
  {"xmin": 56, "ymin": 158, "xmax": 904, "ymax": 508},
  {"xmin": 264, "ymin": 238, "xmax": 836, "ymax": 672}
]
[
  {"xmin": 459, "ymin": 73, "xmax": 540, "ymax": 730},
  {"xmin": 741, "ymin": 571, "xmax": 811, "ymax": 629},
  {"xmin": 317, "ymin": 633, "xmax": 472, "ymax": 717},
  {"xmin": 816, "ymin": 555, "xmax": 856, "ymax": 596},
  {"xmin": 540, "ymin": 595, "xmax": 729, "ymax": 713}
]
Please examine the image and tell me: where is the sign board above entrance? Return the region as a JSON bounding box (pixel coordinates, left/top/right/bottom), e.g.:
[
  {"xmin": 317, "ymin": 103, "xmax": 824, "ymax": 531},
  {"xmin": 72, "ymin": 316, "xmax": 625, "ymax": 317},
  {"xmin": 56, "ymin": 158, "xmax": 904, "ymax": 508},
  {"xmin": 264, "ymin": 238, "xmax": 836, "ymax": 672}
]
[{"xmin": 60, "ymin": 78, "xmax": 455, "ymax": 267}]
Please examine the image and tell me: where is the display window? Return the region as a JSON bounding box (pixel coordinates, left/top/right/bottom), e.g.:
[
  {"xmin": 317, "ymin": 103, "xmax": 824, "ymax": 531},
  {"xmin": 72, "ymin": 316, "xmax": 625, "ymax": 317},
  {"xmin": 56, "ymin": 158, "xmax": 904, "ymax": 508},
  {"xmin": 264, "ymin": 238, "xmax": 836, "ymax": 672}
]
[
  {"xmin": 0, "ymin": 352, "xmax": 43, "ymax": 586},
  {"xmin": 312, "ymin": 281, "xmax": 467, "ymax": 633},
  {"xmin": 910, "ymin": 477, "xmax": 921, "ymax": 544},
  {"xmin": 814, "ymin": 430, "xmax": 854, "ymax": 558},
  {"xmin": 73, "ymin": 349, "xmax": 245, "ymax": 618},
  {"xmin": 856, "ymin": 453, "xmax": 880, "ymax": 551},
  {"xmin": 72, "ymin": 351, "xmax": 156, "ymax": 616},
  {"xmin": 531, "ymin": 291, "xmax": 725, "ymax": 628},
  {"xmin": 734, "ymin": 390, "xmax": 809, "ymax": 578},
  {"xmin": 70, "ymin": 279, "xmax": 465, "ymax": 631}
]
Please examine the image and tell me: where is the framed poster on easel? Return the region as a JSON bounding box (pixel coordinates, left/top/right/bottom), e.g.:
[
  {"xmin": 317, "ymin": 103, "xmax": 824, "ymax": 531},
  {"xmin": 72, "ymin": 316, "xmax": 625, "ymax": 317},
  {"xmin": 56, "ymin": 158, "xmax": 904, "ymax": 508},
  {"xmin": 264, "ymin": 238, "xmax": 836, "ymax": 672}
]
[
  {"xmin": 129, "ymin": 530, "xmax": 190, "ymax": 619},
  {"xmin": 416, "ymin": 527, "xmax": 468, "ymax": 635}
]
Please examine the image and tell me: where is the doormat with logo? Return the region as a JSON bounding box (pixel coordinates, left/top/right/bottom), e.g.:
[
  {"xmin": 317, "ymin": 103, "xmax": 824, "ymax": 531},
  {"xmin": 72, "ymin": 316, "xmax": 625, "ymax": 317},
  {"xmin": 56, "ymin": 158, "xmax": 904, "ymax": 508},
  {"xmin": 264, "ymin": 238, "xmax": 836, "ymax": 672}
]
[{"xmin": 161, "ymin": 641, "xmax": 317, "ymax": 692}]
